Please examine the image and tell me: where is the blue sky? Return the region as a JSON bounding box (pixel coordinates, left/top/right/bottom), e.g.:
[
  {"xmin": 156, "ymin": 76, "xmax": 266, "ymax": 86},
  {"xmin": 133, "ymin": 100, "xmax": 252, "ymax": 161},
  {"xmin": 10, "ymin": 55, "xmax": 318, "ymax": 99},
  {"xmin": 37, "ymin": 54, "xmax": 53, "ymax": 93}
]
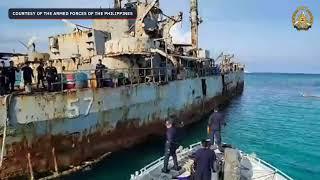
[{"xmin": 0, "ymin": 0, "xmax": 319, "ymax": 73}]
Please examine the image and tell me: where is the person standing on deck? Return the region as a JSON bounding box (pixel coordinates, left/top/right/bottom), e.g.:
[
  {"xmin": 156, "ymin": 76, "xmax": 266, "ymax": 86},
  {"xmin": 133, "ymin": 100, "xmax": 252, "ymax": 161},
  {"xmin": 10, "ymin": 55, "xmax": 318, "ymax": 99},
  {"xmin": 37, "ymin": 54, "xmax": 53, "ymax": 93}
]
[
  {"xmin": 162, "ymin": 118, "xmax": 181, "ymax": 173},
  {"xmin": 6, "ymin": 61, "xmax": 19, "ymax": 92},
  {"xmin": 95, "ymin": 59, "xmax": 106, "ymax": 88},
  {"xmin": 207, "ymin": 106, "xmax": 226, "ymax": 149},
  {"xmin": 36, "ymin": 62, "xmax": 46, "ymax": 89},
  {"xmin": 1, "ymin": 61, "xmax": 9, "ymax": 93},
  {"xmin": 21, "ymin": 61, "xmax": 34, "ymax": 91},
  {"xmin": 192, "ymin": 139, "xmax": 216, "ymax": 180},
  {"xmin": 45, "ymin": 60, "xmax": 57, "ymax": 92},
  {"xmin": 0, "ymin": 62, "xmax": 6, "ymax": 95}
]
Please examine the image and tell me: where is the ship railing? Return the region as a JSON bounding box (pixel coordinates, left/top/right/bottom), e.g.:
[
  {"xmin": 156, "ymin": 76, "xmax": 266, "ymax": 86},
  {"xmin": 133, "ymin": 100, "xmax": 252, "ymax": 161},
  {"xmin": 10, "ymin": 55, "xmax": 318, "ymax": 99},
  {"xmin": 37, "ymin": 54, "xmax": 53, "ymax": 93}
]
[
  {"xmin": 243, "ymin": 154, "xmax": 293, "ymax": 180},
  {"xmin": 12, "ymin": 66, "xmax": 220, "ymax": 93}
]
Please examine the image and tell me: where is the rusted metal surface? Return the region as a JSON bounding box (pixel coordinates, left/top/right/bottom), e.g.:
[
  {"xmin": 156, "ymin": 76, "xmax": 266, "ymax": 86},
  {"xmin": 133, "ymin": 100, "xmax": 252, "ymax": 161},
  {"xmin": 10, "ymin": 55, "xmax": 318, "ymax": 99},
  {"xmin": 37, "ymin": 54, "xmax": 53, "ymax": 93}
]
[
  {"xmin": 0, "ymin": 72, "xmax": 243, "ymax": 179},
  {"xmin": 105, "ymin": 37, "xmax": 155, "ymax": 56}
]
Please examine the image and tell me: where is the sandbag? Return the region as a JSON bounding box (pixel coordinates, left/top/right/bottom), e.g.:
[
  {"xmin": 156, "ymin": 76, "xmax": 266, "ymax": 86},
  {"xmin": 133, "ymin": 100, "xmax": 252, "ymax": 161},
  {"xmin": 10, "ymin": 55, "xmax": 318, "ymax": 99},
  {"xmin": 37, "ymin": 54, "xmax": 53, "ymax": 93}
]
[{"xmin": 223, "ymin": 148, "xmax": 241, "ymax": 180}]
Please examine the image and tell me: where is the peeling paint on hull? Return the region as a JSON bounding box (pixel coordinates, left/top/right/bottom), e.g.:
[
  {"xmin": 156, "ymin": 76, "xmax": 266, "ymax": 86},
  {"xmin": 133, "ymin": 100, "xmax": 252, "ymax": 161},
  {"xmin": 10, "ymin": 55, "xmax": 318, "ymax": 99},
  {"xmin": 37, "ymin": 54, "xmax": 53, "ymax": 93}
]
[{"xmin": 0, "ymin": 72, "xmax": 244, "ymax": 179}]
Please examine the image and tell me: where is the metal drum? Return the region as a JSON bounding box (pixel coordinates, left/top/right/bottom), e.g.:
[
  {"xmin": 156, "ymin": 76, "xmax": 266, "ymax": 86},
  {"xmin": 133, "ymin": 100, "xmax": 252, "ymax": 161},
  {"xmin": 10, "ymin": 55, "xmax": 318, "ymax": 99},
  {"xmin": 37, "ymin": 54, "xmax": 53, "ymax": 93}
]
[
  {"xmin": 66, "ymin": 73, "xmax": 76, "ymax": 89},
  {"xmin": 103, "ymin": 79, "xmax": 114, "ymax": 87},
  {"xmin": 89, "ymin": 72, "xmax": 97, "ymax": 88},
  {"xmin": 75, "ymin": 72, "xmax": 88, "ymax": 89}
]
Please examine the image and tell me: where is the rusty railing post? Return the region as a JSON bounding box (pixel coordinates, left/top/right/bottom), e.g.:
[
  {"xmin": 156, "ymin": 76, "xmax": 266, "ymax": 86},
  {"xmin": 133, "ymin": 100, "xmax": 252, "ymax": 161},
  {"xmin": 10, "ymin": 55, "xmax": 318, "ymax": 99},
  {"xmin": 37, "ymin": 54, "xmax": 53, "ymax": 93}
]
[
  {"xmin": 144, "ymin": 68, "xmax": 146, "ymax": 83},
  {"xmin": 130, "ymin": 68, "xmax": 133, "ymax": 87},
  {"xmin": 0, "ymin": 118, "xmax": 7, "ymax": 168},
  {"xmin": 27, "ymin": 153, "xmax": 34, "ymax": 180},
  {"xmin": 137, "ymin": 68, "xmax": 140, "ymax": 85},
  {"xmin": 61, "ymin": 71, "xmax": 63, "ymax": 92},
  {"xmin": 158, "ymin": 68, "xmax": 161, "ymax": 83},
  {"xmin": 52, "ymin": 147, "xmax": 59, "ymax": 175}
]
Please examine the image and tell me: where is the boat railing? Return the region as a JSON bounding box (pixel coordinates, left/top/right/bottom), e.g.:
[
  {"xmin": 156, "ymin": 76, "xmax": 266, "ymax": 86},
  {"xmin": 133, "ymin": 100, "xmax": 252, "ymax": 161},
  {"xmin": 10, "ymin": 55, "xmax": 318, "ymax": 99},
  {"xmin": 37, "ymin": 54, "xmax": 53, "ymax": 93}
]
[
  {"xmin": 244, "ymin": 154, "xmax": 293, "ymax": 180},
  {"xmin": 131, "ymin": 141, "xmax": 293, "ymax": 180},
  {"xmin": 130, "ymin": 141, "xmax": 202, "ymax": 179}
]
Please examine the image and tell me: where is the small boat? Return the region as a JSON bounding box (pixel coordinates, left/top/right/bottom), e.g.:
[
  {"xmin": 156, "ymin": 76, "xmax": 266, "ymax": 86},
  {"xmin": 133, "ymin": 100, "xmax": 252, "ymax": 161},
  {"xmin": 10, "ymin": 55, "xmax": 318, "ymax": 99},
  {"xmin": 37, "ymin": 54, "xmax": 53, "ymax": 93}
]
[
  {"xmin": 300, "ymin": 92, "xmax": 320, "ymax": 98},
  {"xmin": 130, "ymin": 142, "xmax": 293, "ymax": 180}
]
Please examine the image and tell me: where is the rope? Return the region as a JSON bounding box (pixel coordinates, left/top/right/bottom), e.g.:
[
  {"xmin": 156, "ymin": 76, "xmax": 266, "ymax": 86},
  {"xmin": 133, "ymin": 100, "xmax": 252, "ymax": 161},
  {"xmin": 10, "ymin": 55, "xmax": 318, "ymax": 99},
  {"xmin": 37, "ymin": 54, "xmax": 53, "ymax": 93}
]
[{"xmin": 252, "ymin": 171, "xmax": 277, "ymax": 179}]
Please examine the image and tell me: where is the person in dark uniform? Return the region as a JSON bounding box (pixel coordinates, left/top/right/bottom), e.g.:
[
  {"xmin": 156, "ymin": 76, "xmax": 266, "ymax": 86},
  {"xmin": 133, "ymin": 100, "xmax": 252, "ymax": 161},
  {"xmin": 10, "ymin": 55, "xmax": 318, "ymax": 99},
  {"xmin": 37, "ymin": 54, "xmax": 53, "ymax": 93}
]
[
  {"xmin": 95, "ymin": 59, "xmax": 106, "ymax": 88},
  {"xmin": 192, "ymin": 139, "xmax": 216, "ymax": 180},
  {"xmin": 207, "ymin": 106, "xmax": 226, "ymax": 149},
  {"xmin": 21, "ymin": 61, "xmax": 34, "ymax": 88},
  {"xmin": 36, "ymin": 62, "xmax": 46, "ymax": 89},
  {"xmin": 1, "ymin": 61, "xmax": 9, "ymax": 93},
  {"xmin": 6, "ymin": 61, "xmax": 19, "ymax": 92},
  {"xmin": 45, "ymin": 60, "xmax": 57, "ymax": 92},
  {"xmin": 0, "ymin": 62, "xmax": 6, "ymax": 96},
  {"xmin": 162, "ymin": 119, "xmax": 181, "ymax": 173}
]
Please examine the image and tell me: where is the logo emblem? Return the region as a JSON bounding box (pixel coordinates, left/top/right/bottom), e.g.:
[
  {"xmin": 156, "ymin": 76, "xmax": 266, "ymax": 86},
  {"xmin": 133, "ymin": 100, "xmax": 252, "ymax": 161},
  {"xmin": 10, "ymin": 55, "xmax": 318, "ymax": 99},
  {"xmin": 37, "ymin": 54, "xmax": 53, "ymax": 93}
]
[{"xmin": 292, "ymin": 6, "xmax": 313, "ymax": 31}]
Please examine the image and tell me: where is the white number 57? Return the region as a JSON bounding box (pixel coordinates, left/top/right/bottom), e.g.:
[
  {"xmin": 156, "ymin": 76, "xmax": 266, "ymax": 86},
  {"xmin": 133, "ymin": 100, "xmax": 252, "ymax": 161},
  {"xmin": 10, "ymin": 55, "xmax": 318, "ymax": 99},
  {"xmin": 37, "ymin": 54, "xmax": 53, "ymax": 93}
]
[{"xmin": 66, "ymin": 97, "xmax": 93, "ymax": 118}]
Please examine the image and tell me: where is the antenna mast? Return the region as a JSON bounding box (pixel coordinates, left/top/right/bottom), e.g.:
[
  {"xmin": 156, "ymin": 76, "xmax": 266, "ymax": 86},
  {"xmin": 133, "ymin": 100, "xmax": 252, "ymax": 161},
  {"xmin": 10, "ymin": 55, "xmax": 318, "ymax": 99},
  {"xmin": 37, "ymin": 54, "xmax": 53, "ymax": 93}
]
[
  {"xmin": 114, "ymin": 0, "xmax": 122, "ymax": 8},
  {"xmin": 190, "ymin": 0, "xmax": 201, "ymax": 50}
]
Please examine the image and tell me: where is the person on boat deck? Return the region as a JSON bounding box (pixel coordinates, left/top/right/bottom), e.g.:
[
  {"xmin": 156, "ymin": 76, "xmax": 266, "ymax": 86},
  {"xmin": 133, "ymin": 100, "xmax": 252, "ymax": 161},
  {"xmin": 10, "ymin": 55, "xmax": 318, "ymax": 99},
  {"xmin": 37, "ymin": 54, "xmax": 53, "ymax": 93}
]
[
  {"xmin": 45, "ymin": 60, "xmax": 57, "ymax": 92},
  {"xmin": 36, "ymin": 61, "xmax": 46, "ymax": 89},
  {"xmin": 192, "ymin": 139, "xmax": 216, "ymax": 180},
  {"xmin": 6, "ymin": 61, "xmax": 19, "ymax": 92},
  {"xmin": 207, "ymin": 106, "xmax": 226, "ymax": 149},
  {"xmin": 95, "ymin": 59, "xmax": 106, "ymax": 88},
  {"xmin": 162, "ymin": 118, "xmax": 181, "ymax": 173},
  {"xmin": 21, "ymin": 61, "xmax": 34, "ymax": 89}
]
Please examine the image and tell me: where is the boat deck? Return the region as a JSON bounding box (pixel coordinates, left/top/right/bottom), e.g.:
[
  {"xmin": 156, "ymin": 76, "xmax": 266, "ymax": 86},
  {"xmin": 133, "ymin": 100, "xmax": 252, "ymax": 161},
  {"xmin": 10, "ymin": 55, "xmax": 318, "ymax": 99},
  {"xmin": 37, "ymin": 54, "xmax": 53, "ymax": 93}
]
[{"xmin": 131, "ymin": 142, "xmax": 293, "ymax": 180}]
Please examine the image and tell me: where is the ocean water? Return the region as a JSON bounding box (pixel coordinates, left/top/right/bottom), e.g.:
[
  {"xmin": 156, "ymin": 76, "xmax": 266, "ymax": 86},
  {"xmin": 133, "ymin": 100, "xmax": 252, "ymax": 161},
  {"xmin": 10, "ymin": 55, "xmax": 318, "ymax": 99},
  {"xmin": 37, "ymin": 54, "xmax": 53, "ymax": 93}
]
[{"xmin": 66, "ymin": 73, "xmax": 320, "ymax": 180}]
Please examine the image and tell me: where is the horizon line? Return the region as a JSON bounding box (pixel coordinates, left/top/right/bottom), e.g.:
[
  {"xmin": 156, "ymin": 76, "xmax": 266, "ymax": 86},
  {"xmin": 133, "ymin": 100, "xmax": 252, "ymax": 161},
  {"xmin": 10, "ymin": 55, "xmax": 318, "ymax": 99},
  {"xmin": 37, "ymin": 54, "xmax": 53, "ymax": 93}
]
[{"xmin": 246, "ymin": 72, "xmax": 320, "ymax": 75}]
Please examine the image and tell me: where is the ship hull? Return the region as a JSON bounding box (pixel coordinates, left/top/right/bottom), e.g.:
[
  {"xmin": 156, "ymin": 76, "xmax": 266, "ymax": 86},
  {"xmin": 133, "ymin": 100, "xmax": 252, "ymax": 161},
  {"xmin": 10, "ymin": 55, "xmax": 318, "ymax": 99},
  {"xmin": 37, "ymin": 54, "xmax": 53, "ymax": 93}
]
[{"xmin": 0, "ymin": 72, "xmax": 244, "ymax": 179}]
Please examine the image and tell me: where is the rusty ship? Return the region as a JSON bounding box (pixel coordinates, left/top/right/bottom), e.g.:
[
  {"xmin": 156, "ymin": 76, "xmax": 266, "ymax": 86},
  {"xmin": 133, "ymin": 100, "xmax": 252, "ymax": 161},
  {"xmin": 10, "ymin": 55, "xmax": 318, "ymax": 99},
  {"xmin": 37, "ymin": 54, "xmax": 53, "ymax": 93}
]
[{"xmin": 0, "ymin": 0, "xmax": 244, "ymax": 179}]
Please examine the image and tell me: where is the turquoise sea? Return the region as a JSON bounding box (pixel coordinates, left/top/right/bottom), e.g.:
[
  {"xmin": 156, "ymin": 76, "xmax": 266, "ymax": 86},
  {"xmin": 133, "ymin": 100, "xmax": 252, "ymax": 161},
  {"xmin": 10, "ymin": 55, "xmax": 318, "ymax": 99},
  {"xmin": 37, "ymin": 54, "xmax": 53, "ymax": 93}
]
[{"xmin": 66, "ymin": 73, "xmax": 320, "ymax": 180}]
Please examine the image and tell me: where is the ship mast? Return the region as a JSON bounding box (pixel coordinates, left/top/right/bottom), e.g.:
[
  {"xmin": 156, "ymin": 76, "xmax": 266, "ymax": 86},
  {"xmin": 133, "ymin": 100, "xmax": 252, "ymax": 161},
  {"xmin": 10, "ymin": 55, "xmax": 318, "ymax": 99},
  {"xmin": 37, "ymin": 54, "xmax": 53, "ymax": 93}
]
[
  {"xmin": 190, "ymin": 0, "xmax": 200, "ymax": 50},
  {"xmin": 114, "ymin": 0, "xmax": 122, "ymax": 8}
]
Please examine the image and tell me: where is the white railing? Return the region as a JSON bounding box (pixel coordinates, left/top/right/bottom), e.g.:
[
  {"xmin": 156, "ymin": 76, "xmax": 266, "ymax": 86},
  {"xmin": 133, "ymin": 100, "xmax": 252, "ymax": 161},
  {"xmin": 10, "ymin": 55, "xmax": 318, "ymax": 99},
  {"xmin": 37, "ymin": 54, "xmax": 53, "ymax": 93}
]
[
  {"xmin": 130, "ymin": 142, "xmax": 201, "ymax": 179},
  {"xmin": 130, "ymin": 142, "xmax": 293, "ymax": 180},
  {"xmin": 244, "ymin": 154, "xmax": 293, "ymax": 180}
]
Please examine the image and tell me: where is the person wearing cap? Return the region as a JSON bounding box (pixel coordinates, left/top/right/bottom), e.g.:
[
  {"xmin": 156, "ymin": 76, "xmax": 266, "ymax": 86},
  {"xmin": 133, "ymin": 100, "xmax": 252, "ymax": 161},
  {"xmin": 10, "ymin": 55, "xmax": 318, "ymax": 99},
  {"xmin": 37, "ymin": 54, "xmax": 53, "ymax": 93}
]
[
  {"xmin": 36, "ymin": 61, "xmax": 46, "ymax": 89},
  {"xmin": 95, "ymin": 59, "xmax": 106, "ymax": 88},
  {"xmin": 21, "ymin": 61, "xmax": 34, "ymax": 90},
  {"xmin": 162, "ymin": 118, "xmax": 181, "ymax": 173},
  {"xmin": 192, "ymin": 139, "xmax": 216, "ymax": 180},
  {"xmin": 6, "ymin": 61, "xmax": 19, "ymax": 92},
  {"xmin": 207, "ymin": 106, "xmax": 226, "ymax": 149},
  {"xmin": 45, "ymin": 60, "xmax": 57, "ymax": 92}
]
